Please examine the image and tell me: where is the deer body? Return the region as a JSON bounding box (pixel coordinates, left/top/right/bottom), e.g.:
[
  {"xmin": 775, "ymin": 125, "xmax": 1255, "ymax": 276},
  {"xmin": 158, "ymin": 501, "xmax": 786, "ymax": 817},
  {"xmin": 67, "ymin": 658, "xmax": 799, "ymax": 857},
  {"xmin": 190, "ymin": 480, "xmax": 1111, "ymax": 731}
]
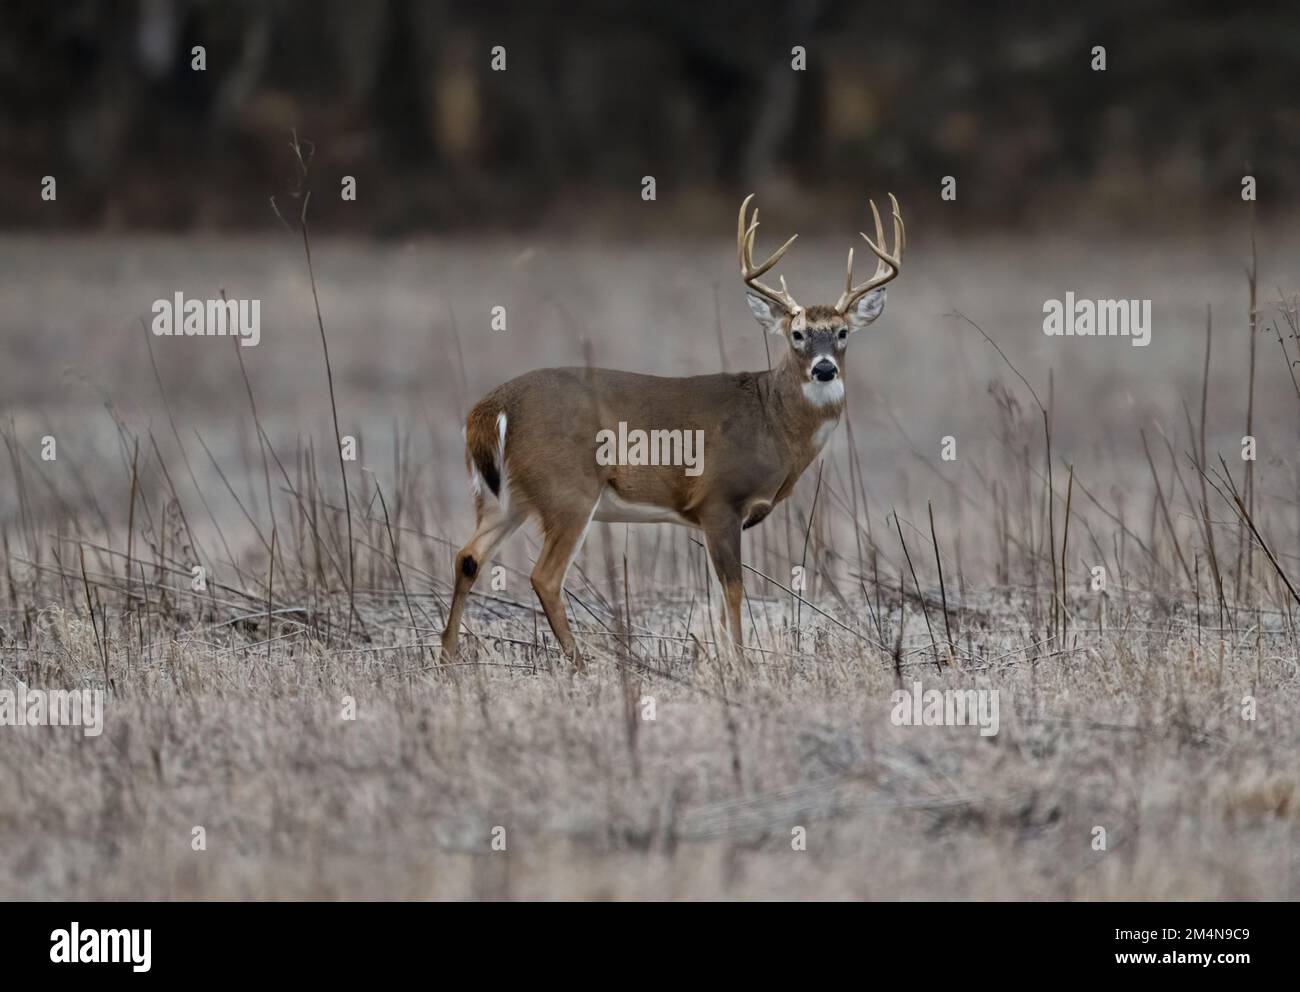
[
  {"xmin": 482, "ymin": 358, "xmax": 840, "ymax": 522},
  {"xmin": 440, "ymin": 196, "xmax": 904, "ymax": 667}
]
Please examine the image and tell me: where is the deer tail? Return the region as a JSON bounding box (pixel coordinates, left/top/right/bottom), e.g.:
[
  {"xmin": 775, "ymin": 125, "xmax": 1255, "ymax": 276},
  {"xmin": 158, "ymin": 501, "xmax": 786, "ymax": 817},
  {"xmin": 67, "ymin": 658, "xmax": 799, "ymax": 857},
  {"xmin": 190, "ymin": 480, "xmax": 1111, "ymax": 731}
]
[{"xmin": 464, "ymin": 401, "xmax": 508, "ymax": 500}]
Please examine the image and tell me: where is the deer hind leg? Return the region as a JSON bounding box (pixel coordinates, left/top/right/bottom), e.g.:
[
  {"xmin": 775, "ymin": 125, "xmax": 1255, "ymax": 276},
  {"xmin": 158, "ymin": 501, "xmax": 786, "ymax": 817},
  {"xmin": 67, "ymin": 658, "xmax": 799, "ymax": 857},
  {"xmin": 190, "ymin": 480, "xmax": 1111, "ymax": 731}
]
[
  {"xmin": 702, "ymin": 510, "xmax": 745, "ymax": 654},
  {"xmin": 440, "ymin": 498, "xmax": 526, "ymax": 661},
  {"xmin": 530, "ymin": 502, "xmax": 598, "ymax": 671}
]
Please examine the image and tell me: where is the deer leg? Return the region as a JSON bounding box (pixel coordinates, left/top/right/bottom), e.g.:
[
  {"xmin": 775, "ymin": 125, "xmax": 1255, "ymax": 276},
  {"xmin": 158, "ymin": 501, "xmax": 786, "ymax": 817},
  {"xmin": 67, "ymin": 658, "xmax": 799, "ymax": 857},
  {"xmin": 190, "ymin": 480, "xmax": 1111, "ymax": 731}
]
[
  {"xmin": 530, "ymin": 505, "xmax": 597, "ymax": 671},
  {"xmin": 440, "ymin": 501, "xmax": 525, "ymax": 660},
  {"xmin": 702, "ymin": 510, "xmax": 745, "ymax": 652}
]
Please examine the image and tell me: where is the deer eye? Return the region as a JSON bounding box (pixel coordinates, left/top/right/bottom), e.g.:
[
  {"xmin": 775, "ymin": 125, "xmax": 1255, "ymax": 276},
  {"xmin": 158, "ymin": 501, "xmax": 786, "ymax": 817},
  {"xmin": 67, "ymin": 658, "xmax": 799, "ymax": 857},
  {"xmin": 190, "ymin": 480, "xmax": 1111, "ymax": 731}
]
[
  {"xmin": 791, "ymin": 330, "xmax": 804, "ymax": 343},
  {"xmin": 838, "ymin": 329, "xmax": 848, "ymax": 341}
]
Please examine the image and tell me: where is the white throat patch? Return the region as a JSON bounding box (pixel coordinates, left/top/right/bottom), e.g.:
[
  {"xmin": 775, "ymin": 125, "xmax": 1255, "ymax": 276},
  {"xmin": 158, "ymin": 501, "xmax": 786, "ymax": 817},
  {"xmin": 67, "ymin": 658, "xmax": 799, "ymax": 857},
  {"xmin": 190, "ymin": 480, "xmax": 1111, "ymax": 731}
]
[
  {"xmin": 811, "ymin": 418, "xmax": 839, "ymax": 451},
  {"xmin": 802, "ymin": 378, "xmax": 845, "ymax": 408}
]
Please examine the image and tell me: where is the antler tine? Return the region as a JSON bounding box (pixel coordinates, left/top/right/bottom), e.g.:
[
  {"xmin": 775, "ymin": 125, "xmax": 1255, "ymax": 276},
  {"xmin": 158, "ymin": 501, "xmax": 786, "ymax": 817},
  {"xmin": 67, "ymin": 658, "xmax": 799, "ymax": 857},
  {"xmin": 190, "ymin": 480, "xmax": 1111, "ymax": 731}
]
[
  {"xmin": 737, "ymin": 194, "xmax": 801, "ymax": 314},
  {"xmin": 835, "ymin": 193, "xmax": 905, "ymax": 313},
  {"xmin": 737, "ymin": 193, "xmax": 755, "ymax": 269},
  {"xmin": 867, "ymin": 193, "xmax": 905, "ymax": 260},
  {"xmin": 890, "ymin": 192, "xmax": 906, "ymax": 255},
  {"xmin": 744, "ymin": 220, "xmax": 797, "ymax": 280}
]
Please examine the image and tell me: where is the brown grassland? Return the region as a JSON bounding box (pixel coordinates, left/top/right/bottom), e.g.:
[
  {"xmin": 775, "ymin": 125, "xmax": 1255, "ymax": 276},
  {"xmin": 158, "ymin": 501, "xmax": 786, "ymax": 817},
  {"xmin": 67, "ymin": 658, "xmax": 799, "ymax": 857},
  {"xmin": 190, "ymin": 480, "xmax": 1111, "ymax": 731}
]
[{"xmin": 1, "ymin": 216, "xmax": 1297, "ymax": 899}]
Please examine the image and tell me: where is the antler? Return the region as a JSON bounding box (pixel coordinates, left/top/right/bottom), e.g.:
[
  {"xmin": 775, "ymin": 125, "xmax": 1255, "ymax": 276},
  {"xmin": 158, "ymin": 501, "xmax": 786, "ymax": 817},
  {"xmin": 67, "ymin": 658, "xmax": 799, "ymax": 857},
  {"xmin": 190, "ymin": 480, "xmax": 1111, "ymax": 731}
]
[
  {"xmin": 737, "ymin": 193, "xmax": 801, "ymax": 316},
  {"xmin": 835, "ymin": 193, "xmax": 905, "ymax": 314}
]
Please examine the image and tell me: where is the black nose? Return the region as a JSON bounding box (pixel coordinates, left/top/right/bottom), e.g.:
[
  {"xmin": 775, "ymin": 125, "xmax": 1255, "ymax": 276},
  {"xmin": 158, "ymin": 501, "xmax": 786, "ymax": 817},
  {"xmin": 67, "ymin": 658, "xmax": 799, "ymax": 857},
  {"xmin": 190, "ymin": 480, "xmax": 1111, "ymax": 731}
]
[{"xmin": 812, "ymin": 360, "xmax": 837, "ymax": 382}]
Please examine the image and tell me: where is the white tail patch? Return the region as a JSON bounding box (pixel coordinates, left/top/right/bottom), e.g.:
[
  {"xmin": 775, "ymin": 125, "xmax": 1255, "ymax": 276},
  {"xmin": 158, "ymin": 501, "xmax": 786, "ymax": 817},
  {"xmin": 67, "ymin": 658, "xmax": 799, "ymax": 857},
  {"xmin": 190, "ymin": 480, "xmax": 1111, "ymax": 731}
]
[
  {"xmin": 466, "ymin": 411, "xmax": 510, "ymax": 502},
  {"xmin": 493, "ymin": 411, "xmax": 510, "ymax": 509}
]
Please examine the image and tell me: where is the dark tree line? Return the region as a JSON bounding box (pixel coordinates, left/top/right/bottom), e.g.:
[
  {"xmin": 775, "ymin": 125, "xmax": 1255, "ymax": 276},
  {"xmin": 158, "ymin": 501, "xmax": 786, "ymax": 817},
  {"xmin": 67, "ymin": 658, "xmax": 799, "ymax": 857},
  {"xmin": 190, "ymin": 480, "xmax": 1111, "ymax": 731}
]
[{"xmin": 4, "ymin": 0, "xmax": 1297, "ymax": 231}]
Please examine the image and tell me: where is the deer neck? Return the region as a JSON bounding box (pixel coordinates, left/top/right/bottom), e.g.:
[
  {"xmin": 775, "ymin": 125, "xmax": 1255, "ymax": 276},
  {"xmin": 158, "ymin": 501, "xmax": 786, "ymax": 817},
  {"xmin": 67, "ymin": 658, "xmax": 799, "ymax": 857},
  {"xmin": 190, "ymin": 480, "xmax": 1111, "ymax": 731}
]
[{"xmin": 763, "ymin": 351, "xmax": 845, "ymax": 452}]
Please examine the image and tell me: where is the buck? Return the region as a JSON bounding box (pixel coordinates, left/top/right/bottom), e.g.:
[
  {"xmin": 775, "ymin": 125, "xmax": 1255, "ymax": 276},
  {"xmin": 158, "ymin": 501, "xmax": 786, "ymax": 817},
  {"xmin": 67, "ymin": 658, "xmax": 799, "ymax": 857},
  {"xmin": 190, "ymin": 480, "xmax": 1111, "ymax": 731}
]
[{"xmin": 439, "ymin": 194, "xmax": 905, "ymax": 668}]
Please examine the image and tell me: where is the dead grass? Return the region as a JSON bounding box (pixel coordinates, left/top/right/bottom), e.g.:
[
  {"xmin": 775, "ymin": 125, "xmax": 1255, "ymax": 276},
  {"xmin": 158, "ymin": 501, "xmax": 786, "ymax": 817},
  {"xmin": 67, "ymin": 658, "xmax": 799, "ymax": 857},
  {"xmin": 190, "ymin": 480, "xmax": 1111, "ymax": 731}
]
[{"xmin": 0, "ymin": 227, "xmax": 1297, "ymax": 899}]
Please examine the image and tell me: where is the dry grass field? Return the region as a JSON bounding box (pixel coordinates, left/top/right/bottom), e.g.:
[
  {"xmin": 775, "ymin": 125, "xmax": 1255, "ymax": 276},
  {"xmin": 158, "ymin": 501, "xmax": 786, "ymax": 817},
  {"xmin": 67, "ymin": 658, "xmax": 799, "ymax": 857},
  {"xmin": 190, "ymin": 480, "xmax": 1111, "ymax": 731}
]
[{"xmin": 1, "ymin": 220, "xmax": 1298, "ymax": 899}]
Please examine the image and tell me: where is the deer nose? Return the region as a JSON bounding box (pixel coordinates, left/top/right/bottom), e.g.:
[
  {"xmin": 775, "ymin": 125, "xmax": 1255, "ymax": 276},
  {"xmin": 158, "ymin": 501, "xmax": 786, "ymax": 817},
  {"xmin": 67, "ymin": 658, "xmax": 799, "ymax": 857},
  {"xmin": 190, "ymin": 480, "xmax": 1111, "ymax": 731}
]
[{"xmin": 812, "ymin": 359, "xmax": 837, "ymax": 382}]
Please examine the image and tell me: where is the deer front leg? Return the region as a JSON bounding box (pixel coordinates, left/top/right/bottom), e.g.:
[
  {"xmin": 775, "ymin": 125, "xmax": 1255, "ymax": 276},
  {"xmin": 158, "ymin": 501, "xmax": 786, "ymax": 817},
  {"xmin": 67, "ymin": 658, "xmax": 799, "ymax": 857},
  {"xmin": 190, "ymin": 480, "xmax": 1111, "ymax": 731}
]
[{"xmin": 702, "ymin": 509, "xmax": 745, "ymax": 653}]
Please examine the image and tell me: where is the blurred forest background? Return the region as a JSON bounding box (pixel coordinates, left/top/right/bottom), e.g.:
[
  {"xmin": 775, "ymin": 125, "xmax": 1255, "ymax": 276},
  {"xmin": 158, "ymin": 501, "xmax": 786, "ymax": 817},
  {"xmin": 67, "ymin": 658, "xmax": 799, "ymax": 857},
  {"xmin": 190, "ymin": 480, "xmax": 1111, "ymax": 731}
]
[{"xmin": 4, "ymin": 0, "xmax": 1298, "ymax": 233}]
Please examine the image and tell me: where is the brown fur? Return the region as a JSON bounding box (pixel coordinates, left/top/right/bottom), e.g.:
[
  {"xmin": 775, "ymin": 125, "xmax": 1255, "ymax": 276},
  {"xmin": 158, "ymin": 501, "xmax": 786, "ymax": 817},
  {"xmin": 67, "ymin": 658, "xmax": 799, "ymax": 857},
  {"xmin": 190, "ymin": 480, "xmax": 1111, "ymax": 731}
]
[{"xmin": 440, "ymin": 344, "xmax": 845, "ymax": 666}]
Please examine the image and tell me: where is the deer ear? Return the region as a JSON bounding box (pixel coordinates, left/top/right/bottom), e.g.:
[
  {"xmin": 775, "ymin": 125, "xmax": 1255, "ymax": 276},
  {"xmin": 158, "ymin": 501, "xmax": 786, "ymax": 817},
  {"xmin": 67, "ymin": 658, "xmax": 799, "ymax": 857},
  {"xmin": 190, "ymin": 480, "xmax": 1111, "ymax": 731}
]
[
  {"xmin": 745, "ymin": 292, "xmax": 787, "ymax": 335},
  {"xmin": 846, "ymin": 288, "xmax": 886, "ymax": 332}
]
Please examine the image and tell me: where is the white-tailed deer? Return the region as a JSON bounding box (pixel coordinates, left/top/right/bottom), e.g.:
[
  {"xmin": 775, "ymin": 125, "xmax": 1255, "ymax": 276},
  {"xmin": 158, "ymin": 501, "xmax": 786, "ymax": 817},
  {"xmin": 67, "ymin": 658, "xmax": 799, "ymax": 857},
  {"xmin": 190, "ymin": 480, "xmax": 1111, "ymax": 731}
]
[{"xmin": 440, "ymin": 194, "xmax": 904, "ymax": 668}]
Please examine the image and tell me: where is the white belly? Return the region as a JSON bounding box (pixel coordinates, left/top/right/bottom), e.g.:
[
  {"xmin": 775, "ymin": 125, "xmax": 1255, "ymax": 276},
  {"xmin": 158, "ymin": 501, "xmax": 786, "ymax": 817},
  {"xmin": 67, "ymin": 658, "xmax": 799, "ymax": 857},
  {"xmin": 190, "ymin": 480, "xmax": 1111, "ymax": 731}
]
[{"xmin": 593, "ymin": 487, "xmax": 695, "ymax": 526}]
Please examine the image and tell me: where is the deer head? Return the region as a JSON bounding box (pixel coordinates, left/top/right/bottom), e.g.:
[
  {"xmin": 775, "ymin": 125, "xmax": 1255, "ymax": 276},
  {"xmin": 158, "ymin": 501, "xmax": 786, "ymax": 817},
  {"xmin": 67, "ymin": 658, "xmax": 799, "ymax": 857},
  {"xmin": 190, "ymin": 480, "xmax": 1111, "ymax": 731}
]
[{"xmin": 738, "ymin": 193, "xmax": 905, "ymax": 390}]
